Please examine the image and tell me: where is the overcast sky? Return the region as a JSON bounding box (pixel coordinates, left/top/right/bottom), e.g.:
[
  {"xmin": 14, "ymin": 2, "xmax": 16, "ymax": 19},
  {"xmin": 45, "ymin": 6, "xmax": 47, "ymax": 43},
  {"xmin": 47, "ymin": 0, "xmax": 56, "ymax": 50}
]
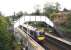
[{"xmin": 0, "ymin": 0, "xmax": 71, "ymax": 16}]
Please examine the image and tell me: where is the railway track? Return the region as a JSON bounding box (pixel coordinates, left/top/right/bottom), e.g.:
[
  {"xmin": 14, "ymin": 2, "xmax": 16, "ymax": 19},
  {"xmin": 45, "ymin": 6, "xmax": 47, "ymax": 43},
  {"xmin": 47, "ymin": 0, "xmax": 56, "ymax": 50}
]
[
  {"xmin": 32, "ymin": 34, "xmax": 71, "ymax": 50},
  {"xmin": 32, "ymin": 36, "xmax": 61, "ymax": 50},
  {"xmin": 45, "ymin": 32, "xmax": 71, "ymax": 50},
  {"xmin": 37, "ymin": 39, "xmax": 61, "ymax": 50},
  {"xmin": 47, "ymin": 36, "xmax": 71, "ymax": 50},
  {"xmin": 19, "ymin": 26, "xmax": 71, "ymax": 50}
]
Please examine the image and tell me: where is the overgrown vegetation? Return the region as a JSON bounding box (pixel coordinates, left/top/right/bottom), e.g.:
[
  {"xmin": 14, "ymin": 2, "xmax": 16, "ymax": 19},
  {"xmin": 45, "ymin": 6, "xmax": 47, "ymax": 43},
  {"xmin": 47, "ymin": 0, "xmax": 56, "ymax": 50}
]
[
  {"xmin": 0, "ymin": 16, "xmax": 16, "ymax": 50},
  {"xmin": 59, "ymin": 12, "xmax": 71, "ymax": 33}
]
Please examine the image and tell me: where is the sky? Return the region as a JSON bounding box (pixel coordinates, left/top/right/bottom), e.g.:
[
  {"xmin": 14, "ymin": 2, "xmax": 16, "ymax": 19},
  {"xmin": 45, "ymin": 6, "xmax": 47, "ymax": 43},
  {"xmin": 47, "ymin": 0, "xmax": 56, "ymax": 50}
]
[{"xmin": 0, "ymin": 0, "xmax": 71, "ymax": 16}]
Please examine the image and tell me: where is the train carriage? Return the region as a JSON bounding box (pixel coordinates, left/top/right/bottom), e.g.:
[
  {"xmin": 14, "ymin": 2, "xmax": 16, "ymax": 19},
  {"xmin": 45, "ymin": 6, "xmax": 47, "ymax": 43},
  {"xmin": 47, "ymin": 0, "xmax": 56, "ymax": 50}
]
[{"xmin": 19, "ymin": 24, "xmax": 46, "ymax": 41}]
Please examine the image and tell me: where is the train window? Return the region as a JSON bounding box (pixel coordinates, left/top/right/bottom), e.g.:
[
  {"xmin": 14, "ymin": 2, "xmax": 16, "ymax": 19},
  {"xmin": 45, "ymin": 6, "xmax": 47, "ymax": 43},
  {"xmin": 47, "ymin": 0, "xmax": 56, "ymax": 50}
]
[
  {"xmin": 19, "ymin": 25, "xmax": 22, "ymax": 28},
  {"xmin": 23, "ymin": 27, "xmax": 27, "ymax": 31},
  {"xmin": 30, "ymin": 30, "xmax": 36, "ymax": 36},
  {"xmin": 30, "ymin": 30, "xmax": 34, "ymax": 35}
]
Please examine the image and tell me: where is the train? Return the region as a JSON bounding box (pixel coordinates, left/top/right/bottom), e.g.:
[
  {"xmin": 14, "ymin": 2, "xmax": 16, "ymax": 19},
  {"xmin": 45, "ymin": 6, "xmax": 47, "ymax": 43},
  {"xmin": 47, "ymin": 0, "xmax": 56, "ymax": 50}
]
[
  {"xmin": 19, "ymin": 24, "xmax": 46, "ymax": 41},
  {"xmin": 30, "ymin": 30, "xmax": 46, "ymax": 41}
]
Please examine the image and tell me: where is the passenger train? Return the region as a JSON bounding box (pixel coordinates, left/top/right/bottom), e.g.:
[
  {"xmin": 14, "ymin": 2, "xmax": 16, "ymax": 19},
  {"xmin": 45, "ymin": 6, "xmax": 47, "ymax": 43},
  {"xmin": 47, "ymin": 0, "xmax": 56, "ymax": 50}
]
[{"xmin": 19, "ymin": 24, "xmax": 46, "ymax": 41}]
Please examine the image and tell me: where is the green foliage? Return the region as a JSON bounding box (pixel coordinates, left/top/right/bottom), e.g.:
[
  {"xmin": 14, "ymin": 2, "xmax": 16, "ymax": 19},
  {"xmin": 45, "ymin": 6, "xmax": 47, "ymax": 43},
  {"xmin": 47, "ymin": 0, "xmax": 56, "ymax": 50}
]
[
  {"xmin": 59, "ymin": 25, "xmax": 71, "ymax": 35},
  {"xmin": 16, "ymin": 11, "xmax": 24, "ymax": 18},
  {"xmin": 59, "ymin": 13, "xmax": 71, "ymax": 33},
  {"xmin": 31, "ymin": 9, "xmax": 42, "ymax": 15},
  {"xmin": 63, "ymin": 8, "xmax": 69, "ymax": 12},
  {"xmin": 0, "ymin": 16, "xmax": 13, "ymax": 50},
  {"xmin": 11, "ymin": 11, "xmax": 24, "ymax": 21},
  {"xmin": 43, "ymin": 4, "xmax": 55, "ymax": 17},
  {"xmin": 43, "ymin": 2, "xmax": 60, "ymax": 20},
  {"xmin": 55, "ymin": 2, "xmax": 60, "ymax": 13}
]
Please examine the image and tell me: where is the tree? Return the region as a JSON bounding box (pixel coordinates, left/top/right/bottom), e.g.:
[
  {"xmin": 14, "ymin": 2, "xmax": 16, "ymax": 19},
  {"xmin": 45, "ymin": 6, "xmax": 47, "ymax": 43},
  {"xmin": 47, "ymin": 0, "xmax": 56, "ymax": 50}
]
[
  {"xmin": 16, "ymin": 11, "xmax": 24, "ymax": 18},
  {"xmin": 10, "ymin": 11, "xmax": 24, "ymax": 21},
  {"xmin": 55, "ymin": 2, "xmax": 60, "ymax": 13},
  {"xmin": 43, "ymin": 2, "xmax": 60, "ymax": 20},
  {"xmin": 0, "ymin": 16, "xmax": 14, "ymax": 50},
  {"xmin": 31, "ymin": 5, "xmax": 42, "ymax": 15},
  {"xmin": 43, "ymin": 3, "xmax": 56, "ymax": 19},
  {"xmin": 31, "ymin": 9, "xmax": 41, "ymax": 15},
  {"xmin": 10, "ymin": 12, "xmax": 17, "ymax": 21},
  {"xmin": 23, "ymin": 11, "xmax": 28, "ymax": 15},
  {"xmin": 63, "ymin": 8, "xmax": 69, "ymax": 12}
]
